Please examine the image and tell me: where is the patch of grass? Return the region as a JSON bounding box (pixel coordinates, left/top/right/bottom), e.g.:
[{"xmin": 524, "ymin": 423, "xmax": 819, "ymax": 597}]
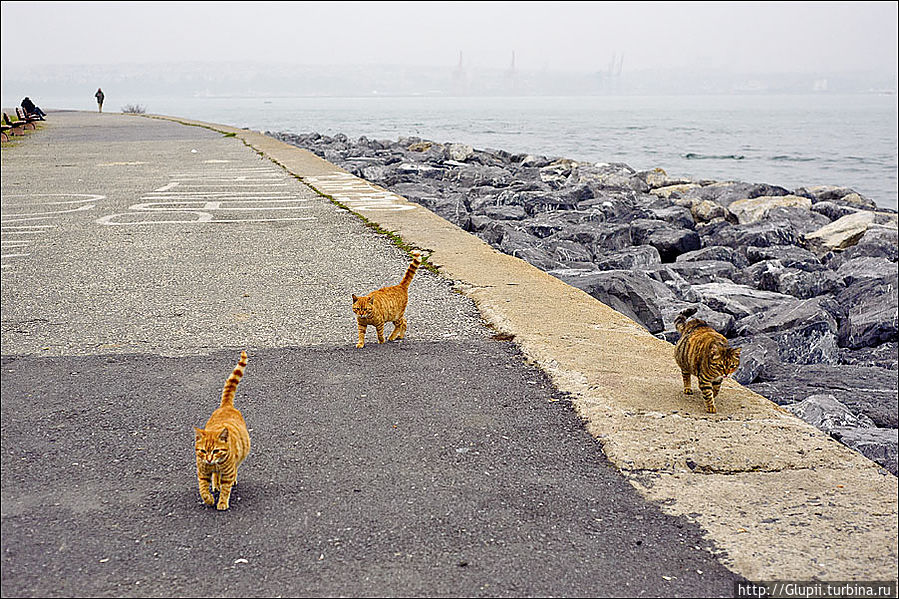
[{"xmin": 121, "ymin": 104, "xmax": 147, "ymax": 114}]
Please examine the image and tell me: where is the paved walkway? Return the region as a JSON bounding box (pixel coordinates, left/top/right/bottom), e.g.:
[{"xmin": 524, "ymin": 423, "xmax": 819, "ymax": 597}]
[{"xmin": 2, "ymin": 112, "xmax": 744, "ymax": 596}]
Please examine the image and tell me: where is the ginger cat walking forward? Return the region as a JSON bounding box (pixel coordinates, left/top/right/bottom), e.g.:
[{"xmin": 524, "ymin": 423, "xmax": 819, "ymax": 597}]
[
  {"xmin": 674, "ymin": 308, "xmax": 741, "ymax": 414},
  {"xmin": 194, "ymin": 351, "xmax": 251, "ymax": 510},
  {"xmin": 352, "ymin": 252, "xmax": 422, "ymax": 348}
]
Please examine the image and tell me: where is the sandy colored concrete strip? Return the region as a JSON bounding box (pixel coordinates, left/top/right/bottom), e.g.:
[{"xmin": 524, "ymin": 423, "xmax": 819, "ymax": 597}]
[{"xmin": 150, "ymin": 115, "xmax": 899, "ymax": 581}]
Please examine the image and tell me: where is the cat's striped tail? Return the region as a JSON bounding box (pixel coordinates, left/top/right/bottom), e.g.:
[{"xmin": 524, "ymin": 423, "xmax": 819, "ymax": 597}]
[
  {"xmin": 220, "ymin": 351, "xmax": 248, "ymax": 408},
  {"xmin": 399, "ymin": 251, "xmax": 422, "ymax": 289},
  {"xmin": 674, "ymin": 307, "xmax": 699, "ymax": 334}
]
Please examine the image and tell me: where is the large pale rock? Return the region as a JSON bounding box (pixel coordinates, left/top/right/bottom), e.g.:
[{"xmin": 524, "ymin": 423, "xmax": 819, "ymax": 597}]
[
  {"xmin": 729, "ymin": 195, "xmax": 812, "ymax": 224},
  {"xmin": 805, "ymin": 211, "xmax": 876, "ymax": 254},
  {"xmin": 446, "ymin": 143, "xmax": 475, "ymax": 162}
]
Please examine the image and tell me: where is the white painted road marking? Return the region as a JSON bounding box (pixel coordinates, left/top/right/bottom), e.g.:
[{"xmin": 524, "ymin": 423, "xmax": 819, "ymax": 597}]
[
  {"xmin": 96, "ymin": 164, "xmax": 316, "ymax": 227},
  {"xmin": 303, "ymin": 172, "xmax": 416, "ymax": 212},
  {"xmin": 1, "ymin": 194, "xmax": 104, "ymax": 267}
]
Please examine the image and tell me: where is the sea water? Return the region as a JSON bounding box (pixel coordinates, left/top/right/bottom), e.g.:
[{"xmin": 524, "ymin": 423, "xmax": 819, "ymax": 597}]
[{"xmin": 9, "ymin": 94, "xmax": 898, "ymax": 209}]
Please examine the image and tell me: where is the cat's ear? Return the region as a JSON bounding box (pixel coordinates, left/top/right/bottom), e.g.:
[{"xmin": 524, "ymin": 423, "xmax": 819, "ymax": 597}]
[
  {"xmin": 218, "ymin": 428, "xmax": 230, "ymax": 442},
  {"xmin": 352, "ymin": 294, "xmax": 358, "ymax": 303},
  {"xmin": 733, "ymin": 347, "xmax": 742, "ymax": 356},
  {"xmin": 194, "ymin": 427, "xmax": 205, "ymax": 442}
]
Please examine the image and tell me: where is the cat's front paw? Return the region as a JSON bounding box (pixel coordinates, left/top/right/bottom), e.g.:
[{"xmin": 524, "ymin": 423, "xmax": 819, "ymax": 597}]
[
  {"xmin": 356, "ymin": 342, "xmax": 364, "ymax": 348},
  {"xmin": 216, "ymin": 501, "xmax": 229, "ymax": 511},
  {"xmin": 201, "ymin": 492, "xmax": 215, "ymax": 506}
]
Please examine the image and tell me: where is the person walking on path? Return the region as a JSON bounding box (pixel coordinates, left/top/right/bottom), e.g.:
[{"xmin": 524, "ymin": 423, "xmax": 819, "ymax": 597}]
[{"xmin": 95, "ymin": 88, "xmax": 105, "ymax": 113}]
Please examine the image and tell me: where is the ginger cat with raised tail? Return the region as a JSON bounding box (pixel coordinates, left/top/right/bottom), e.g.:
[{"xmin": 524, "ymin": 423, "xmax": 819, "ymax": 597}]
[
  {"xmin": 674, "ymin": 307, "xmax": 741, "ymax": 414},
  {"xmin": 352, "ymin": 251, "xmax": 422, "ymax": 348},
  {"xmin": 194, "ymin": 351, "xmax": 251, "ymax": 510}
]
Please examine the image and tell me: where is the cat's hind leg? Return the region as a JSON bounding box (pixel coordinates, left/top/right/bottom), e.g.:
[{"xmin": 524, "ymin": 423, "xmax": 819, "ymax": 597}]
[
  {"xmin": 681, "ymin": 371, "xmax": 693, "ymax": 395},
  {"xmin": 388, "ymin": 317, "xmax": 407, "ymax": 341}
]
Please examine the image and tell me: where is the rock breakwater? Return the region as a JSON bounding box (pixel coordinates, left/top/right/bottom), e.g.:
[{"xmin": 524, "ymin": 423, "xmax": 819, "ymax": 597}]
[{"xmin": 270, "ymin": 130, "xmax": 899, "ymax": 475}]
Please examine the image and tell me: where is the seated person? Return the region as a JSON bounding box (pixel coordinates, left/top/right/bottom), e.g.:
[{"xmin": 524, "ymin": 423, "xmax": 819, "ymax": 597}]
[{"xmin": 21, "ymin": 97, "xmax": 46, "ymax": 119}]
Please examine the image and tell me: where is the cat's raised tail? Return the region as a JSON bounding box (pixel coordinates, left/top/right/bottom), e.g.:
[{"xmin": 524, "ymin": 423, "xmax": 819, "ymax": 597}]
[
  {"xmin": 221, "ymin": 351, "xmax": 248, "ymax": 409},
  {"xmin": 674, "ymin": 306, "xmax": 699, "ymax": 334},
  {"xmin": 399, "ymin": 251, "xmax": 422, "ymax": 289}
]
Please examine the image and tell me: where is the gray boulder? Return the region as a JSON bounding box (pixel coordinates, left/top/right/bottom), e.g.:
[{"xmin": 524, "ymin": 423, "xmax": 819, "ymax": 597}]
[
  {"xmin": 705, "ymin": 220, "xmax": 804, "ymax": 249},
  {"xmin": 830, "ymin": 427, "xmax": 898, "ymax": 475},
  {"xmin": 836, "ymin": 280, "xmax": 899, "ymax": 349},
  {"xmin": 809, "ymin": 200, "xmax": 860, "ymax": 221},
  {"xmin": 676, "ymin": 245, "xmax": 750, "ymax": 269},
  {"xmin": 732, "ymin": 334, "xmax": 782, "ymax": 385},
  {"xmin": 691, "ymin": 282, "xmax": 793, "ymax": 320},
  {"xmin": 550, "ymin": 269, "xmax": 675, "ymax": 333},
  {"xmin": 838, "ymin": 225, "xmax": 899, "ymax": 262},
  {"xmin": 659, "ymin": 260, "xmax": 737, "ymax": 285},
  {"xmin": 734, "ymin": 297, "xmax": 840, "ymax": 365},
  {"xmin": 684, "ymin": 182, "xmax": 791, "ymax": 208},
  {"xmin": 750, "ymin": 363, "xmax": 898, "ymax": 428},
  {"xmin": 594, "ymin": 245, "xmax": 661, "ymax": 270},
  {"xmin": 839, "ymin": 343, "xmax": 899, "ymax": 371},
  {"xmin": 785, "ymin": 394, "xmax": 877, "ymax": 433},
  {"xmin": 745, "ymin": 245, "xmax": 823, "ymax": 271}
]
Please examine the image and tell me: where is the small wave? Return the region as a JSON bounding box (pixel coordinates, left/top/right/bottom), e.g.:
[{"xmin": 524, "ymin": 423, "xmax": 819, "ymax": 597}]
[
  {"xmin": 684, "ymin": 152, "xmax": 745, "ymax": 160},
  {"xmin": 770, "ymin": 155, "xmax": 817, "ymax": 162}
]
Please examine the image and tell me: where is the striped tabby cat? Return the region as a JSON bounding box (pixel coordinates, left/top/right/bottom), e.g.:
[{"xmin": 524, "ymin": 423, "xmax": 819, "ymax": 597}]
[
  {"xmin": 353, "ymin": 251, "xmax": 421, "ymax": 348},
  {"xmin": 194, "ymin": 351, "xmax": 251, "ymax": 510},
  {"xmin": 674, "ymin": 307, "xmax": 741, "ymax": 414}
]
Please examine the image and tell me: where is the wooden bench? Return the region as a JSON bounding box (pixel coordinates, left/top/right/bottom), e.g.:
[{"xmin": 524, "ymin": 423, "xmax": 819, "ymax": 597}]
[{"xmin": 3, "ymin": 112, "xmax": 32, "ymax": 136}]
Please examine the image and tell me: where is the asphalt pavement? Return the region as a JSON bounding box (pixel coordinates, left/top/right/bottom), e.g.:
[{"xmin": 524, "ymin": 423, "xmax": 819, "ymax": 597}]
[{"xmin": 0, "ymin": 112, "xmax": 743, "ymax": 596}]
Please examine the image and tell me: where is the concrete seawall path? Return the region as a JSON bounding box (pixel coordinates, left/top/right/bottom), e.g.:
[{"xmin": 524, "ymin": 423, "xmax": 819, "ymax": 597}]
[{"xmin": 1, "ymin": 112, "xmax": 895, "ymax": 596}]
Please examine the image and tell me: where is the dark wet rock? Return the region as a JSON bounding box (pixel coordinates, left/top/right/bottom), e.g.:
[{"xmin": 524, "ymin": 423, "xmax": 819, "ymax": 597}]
[
  {"xmin": 594, "ymin": 245, "xmax": 661, "ymax": 270},
  {"xmin": 750, "ymin": 363, "xmax": 898, "ymax": 428},
  {"xmin": 830, "ymin": 427, "xmax": 898, "ymax": 475},
  {"xmin": 549, "ymin": 269, "xmax": 674, "ymax": 333}
]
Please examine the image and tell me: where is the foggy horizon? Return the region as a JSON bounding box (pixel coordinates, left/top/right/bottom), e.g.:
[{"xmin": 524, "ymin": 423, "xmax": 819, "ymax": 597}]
[{"xmin": 2, "ymin": 2, "xmax": 897, "ymax": 76}]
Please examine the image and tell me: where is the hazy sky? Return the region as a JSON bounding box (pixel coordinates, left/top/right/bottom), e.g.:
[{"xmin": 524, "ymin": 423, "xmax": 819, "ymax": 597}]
[{"xmin": 1, "ymin": 1, "xmax": 897, "ymax": 75}]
